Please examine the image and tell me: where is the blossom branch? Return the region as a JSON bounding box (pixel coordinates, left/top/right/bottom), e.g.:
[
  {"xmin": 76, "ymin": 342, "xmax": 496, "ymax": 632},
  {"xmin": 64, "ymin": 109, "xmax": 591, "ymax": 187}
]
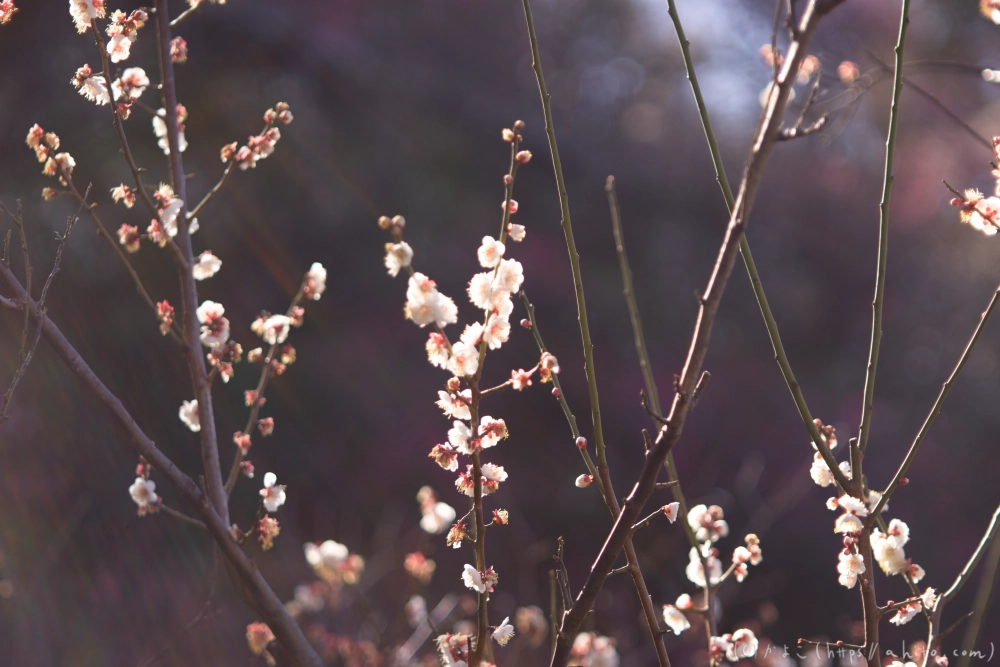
[
  {"xmin": 942, "ymin": 502, "xmax": 1000, "ymax": 605},
  {"xmin": 153, "ymin": 0, "xmax": 227, "ymax": 524},
  {"xmin": 0, "ymin": 261, "xmax": 322, "ymax": 667},
  {"xmin": 156, "ymin": 501, "xmax": 207, "ymax": 529},
  {"xmin": 663, "ymin": 0, "xmax": 847, "ymax": 489},
  {"xmin": 537, "ymin": 1, "xmax": 839, "ymax": 662}
]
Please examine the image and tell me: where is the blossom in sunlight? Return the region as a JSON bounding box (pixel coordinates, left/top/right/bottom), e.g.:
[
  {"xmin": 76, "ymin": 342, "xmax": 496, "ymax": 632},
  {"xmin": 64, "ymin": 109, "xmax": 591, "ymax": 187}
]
[
  {"xmin": 908, "ymin": 562, "xmax": 926, "ymax": 583},
  {"xmin": 246, "ymin": 622, "xmax": 275, "ymax": 665},
  {"xmin": 511, "ymin": 368, "xmax": 533, "ymax": 390},
  {"xmin": 446, "ymin": 341, "xmax": 478, "ymax": 377},
  {"xmin": 481, "ymin": 462, "xmax": 508, "ymax": 494},
  {"xmin": 117, "ymin": 67, "xmax": 148, "ymax": 98},
  {"xmin": 492, "ymin": 617, "xmax": 515, "ymax": 646},
  {"xmin": 107, "ymin": 33, "xmax": 131, "ymax": 62},
  {"xmin": 483, "ymin": 311, "xmax": 510, "ymax": 350},
  {"xmin": 686, "ymin": 545, "xmax": 722, "ymax": 588},
  {"xmin": 261, "ymin": 314, "xmax": 291, "ymax": 345},
  {"xmin": 981, "ymin": 0, "xmax": 1000, "ymax": 24},
  {"xmin": 663, "ymin": 502, "xmax": 680, "ymax": 523},
  {"xmin": 709, "ymin": 636, "xmax": 731, "ymax": 666},
  {"xmin": 258, "ymin": 516, "xmax": 280, "ymax": 551},
  {"xmin": 502, "ymin": 199, "xmax": 518, "ymax": 214},
  {"xmin": 170, "ymin": 36, "xmax": 188, "ymax": 63},
  {"xmin": 833, "ymin": 494, "xmax": 869, "ymax": 534},
  {"xmin": 726, "ymin": 629, "xmax": 759, "ymax": 662},
  {"xmin": 72, "ymin": 65, "xmax": 111, "ymax": 106},
  {"xmin": 921, "ymin": 587, "xmax": 939, "ymax": 612},
  {"xmin": 662, "ymin": 605, "xmax": 690, "ymax": 635},
  {"xmin": 429, "ymin": 444, "xmax": 458, "ymax": 471},
  {"xmin": 260, "ymin": 472, "xmax": 286, "ymax": 512},
  {"xmin": 111, "ymin": 184, "xmax": 136, "ymax": 208},
  {"xmin": 494, "ymin": 258, "xmax": 524, "ymax": 293},
  {"xmin": 507, "ymin": 223, "xmax": 526, "ymax": 242},
  {"xmin": 129, "ymin": 477, "xmax": 159, "ymax": 515},
  {"xmin": 117, "ymin": 224, "xmax": 140, "ymax": 253},
  {"xmin": 477, "ymin": 236, "xmax": 505, "ymax": 268},
  {"xmin": 196, "ymin": 300, "xmax": 230, "ymax": 347},
  {"xmin": 178, "ymin": 399, "xmax": 200, "ymax": 431},
  {"xmin": 538, "ymin": 352, "xmax": 560, "ymax": 382},
  {"xmin": 837, "ymin": 549, "xmax": 865, "ymax": 588},
  {"xmin": 675, "ymin": 594, "xmax": 693, "ymax": 610},
  {"xmin": 384, "ymin": 241, "xmax": 413, "ymax": 277},
  {"xmin": 810, "ymin": 452, "xmax": 852, "ymax": 487},
  {"xmin": 462, "ymin": 564, "xmax": 497, "ymax": 594},
  {"xmin": 425, "ymin": 332, "xmax": 450, "ymax": 369},
  {"xmin": 153, "ymin": 108, "xmax": 188, "ymax": 155},
  {"xmin": 872, "ymin": 525, "xmax": 908, "ymax": 575},
  {"xmin": 420, "ymin": 501, "xmax": 456, "ymax": 535},
  {"xmin": 69, "ymin": 0, "xmax": 105, "ymax": 33},
  {"xmin": 436, "ymin": 390, "xmax": 471, "ymax": 420},
  {"xmin": 305, "ymin": 262, "xmax": 326, "ymax": 299},
  {"xmin": 406, "ymin": 273, "xmax": 458, "ymax": 328},
  {"xmin": 890, "ymin": 602, "xmax": 921, "ymax": 626},
  {"xmin": 192, "ymin": 251, "xmax": 222, "ymax": 280},
  {"xmin": 688, "ymin": 504, "xmax": 728, "ymax": 543},
  {"xmin": 479, "ymin": 416, "xmax": 507, "ymax": 447},
  {"xmin": 952, "ymin": 190, "xmax": 1000, "ymax": 236}
]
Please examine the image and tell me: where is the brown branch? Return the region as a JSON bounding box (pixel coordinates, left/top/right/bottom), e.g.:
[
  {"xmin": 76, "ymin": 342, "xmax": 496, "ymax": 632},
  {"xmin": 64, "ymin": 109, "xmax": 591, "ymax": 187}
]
[
  {"xmin": 186, "ymin": 162, "xmax": 235, "ymax": 221},
  {"xmin": 0, "ymin": 192, "xmax": 86, "ymax": 422},
  {"xmin": 538, "ymin": 2, "xmax": 839, "ymax": 663},
  {"xmin": 153, "ymin": 0, "xmax": 227, "ymax": 525}
]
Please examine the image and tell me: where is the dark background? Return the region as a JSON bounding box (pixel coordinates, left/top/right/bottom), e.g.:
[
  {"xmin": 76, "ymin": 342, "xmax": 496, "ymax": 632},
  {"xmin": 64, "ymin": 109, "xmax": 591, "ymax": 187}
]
[{"xmin": 1, "ymin": 0, "xmax": 999, "ymax": 665}]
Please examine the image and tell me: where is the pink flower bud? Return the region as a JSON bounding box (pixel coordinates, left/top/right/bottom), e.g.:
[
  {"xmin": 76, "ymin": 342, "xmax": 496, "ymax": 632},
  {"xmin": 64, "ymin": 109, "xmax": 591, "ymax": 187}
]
[{"xmin": 575, "ymin": 436, "xmax": 587, "ymax": 450}]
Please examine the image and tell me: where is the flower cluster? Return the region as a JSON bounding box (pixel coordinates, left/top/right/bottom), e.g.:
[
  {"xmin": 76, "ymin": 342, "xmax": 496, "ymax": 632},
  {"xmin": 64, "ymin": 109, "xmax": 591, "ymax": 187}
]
[
  {"xmin": 0, "ymin": 1, "xmax": 17, "ymax": 25},
  {"xmin": 303, "ymin": 539, "xmax": 365, "ymax": 587},
  {"xmin": 220, "ymin": 103, "xmax": 293, "ymax": 171},
  {"xmin": 25, "ymin": 125, "xmax": 75, "ymax": 187},
  {"xmin": 128, "ymin": 459, "xmax": 160, "ymax": 517},
  {"xmin": 950, "ymin": 138, "xmax": 1000, "ymax": 235}
]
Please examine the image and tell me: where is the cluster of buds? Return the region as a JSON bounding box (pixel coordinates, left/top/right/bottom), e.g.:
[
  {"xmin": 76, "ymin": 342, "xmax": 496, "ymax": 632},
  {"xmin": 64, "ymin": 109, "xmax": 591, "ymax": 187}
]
[
  {"xmin": 117, "ymin": 224, "xmax": 141, "ymax": 253},
  {"xmin": 207, "ymin": 340, "xmax": 242, "ymax": 382},
  {"xmin": 128, "ymin": 456, "xmax": 160, "ymax": 516},
  {"xmin": 264, "ymin": 101, "xmax": 294, "ymax": 126},
  {"xmin": 155, "ymin": 300, "xmax": 174, "ymax": 335},
  {"xmin": 26, "ymin": 125, "xmax": 75, "ymax": 187},
  {"xmin": 105, "ymin": 8, "xmax": 148, "ymax": 63},
  {"xmin": 220, "ymin": 103, "xmax": 292, "ymax": 171}
]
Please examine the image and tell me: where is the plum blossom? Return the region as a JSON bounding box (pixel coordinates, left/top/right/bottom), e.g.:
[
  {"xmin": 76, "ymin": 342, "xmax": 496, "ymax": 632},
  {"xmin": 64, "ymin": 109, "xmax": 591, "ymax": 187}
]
[
  {"xmin": 245, "ymin": 623, "xmax": 275, "ymax": 663},
  {"xmin": 570, "ymin": 633, "xmax": 619, "ymax": 667},
  {"xmin": 726, "ymin": 629, "xmax": 759, "ymax": 662},
  {"xmin": 69, "ymin": 0, "xmax": 105, "ymax": 33},
  {"xmin": 196, "ymin": 300, "xmax": 230, "ymax": 347},
  {"xmin": 152, "ymin": 108, "xmax": 188, "ymax": 155},
  {"xmin": 107, "ymin": 33, "xmax": 131, "ymax": 62},
  {"xmin": 261, "ymin": 314, "xmax": 291, "ymax": 345},
  {"xmin": 118, "ymin": 67, "xmax": 148, "ymax": 98},
  {"xmin": 810, "ymin": 453, "xmax": 852, "ymax": 487},
  {"xmin": 76, "ymin": 72, "xmax": 111, "ymax": 105},
  {"xmin": 688, "ymin": 504, "xmax": 728, "ymax": 543},
  {"xmin": 575, "ymin": 474, "xmax": 593, "ymax": 488},
  {"xmin": 436, "ymin": 390, "xmax": 471, "ymax": 420},
  {"xmin": 663, "ymin": 502, "xmax": 680, "ymax": 523},
  {"xmin": 305, "ymin": 262, "xmax": 326, "ymax": 300},
  {"xmin": 446, "ymin": 341, "xmax": 478, "ymax": 377},
  {"xmin": 511, "ymin": 368, "xmax": 533, "ymax": 390},
  {"xmin": 889, "ymin": 601, "xmax": 922, "ymax": 626},
  {"xmin": 477, "ymin": 236, "xmax": 505, "ymax": 268},
  {"xmin": 507, "ymin": 223, "xmax": 526, "ymax": 242},
  {"xmin": 662, "ymin": 605, "xmax": 690, "ymax": 634},
  {"xmin": 921, "ymin": 587, "xmax": 939, "ymax": 612},
  {"xmin": 192, "ymin": 251, "xmax": 221, "ymax": 280},
  {"xmin": 708, "ymin": 636, "xmax": 731, "ymax": 666},
  {"xmin": 462, "ymin": 564, "xmax": 494, "ymax": 593},
  {"xmin": 259, "ymin": 472, "xmax": 286, "ymax": 512},
  {"xmin": 178, "ymin": 399, "xmax": 200, "ymax": 432},
  {"xmin": 420, "ymin": 500, "xmax": 456, "ymax": 534},
  {"xmin": 481, "ymin": 463, "xmax": 508, "ymax": 494},
  {"xmin": 872, "ymin": 520, "xmax": 909, "ymax": 575},
  {"xmin": 838, "ymin": 549, "xmax": 865, "ymax": 588},
  {"xmin": 833, "ymin": 494, "xmax": 869, "ymax": 534},
  {"xmin": 129, "ymin": 477, "xmax": 158, "ymax": 514},
  {"xmin": 384, "ymin": 241, "xmax": 413, "ymax": 277},
  {"xmin": 425, "ymin": 332, "xmax": 450, "ymax": 368},
  {"xmin": 908, "ymin": 562, "xmax": 926, "ymax": 583},
  {"xmin": 483, "ymin": 311, "xmax": 511, "ymax": 349},
  {"xmin": 675, "ymin": 593, "xmax": 693, "ymax": 610},
  {"xmin": 448, "ymin": 420, "xmax": 473, "ymax": 454},
  {"xmin": 492, "ymin": 617, "xmax": 515, "ymax": 646},
  {"xmin": 406, "ymin": 273, "xmax": 458, "ymax": 328},
  {"xmin": 429, "ymin": 444, "xmax": 458, "ymax": 471},
  {"xmin": 0, "ymin": 1, "xmax": 17, "ymax": 24},
  {"xmin": 686, "ymin": 545, "xmax": 723, "ymax": 587}
]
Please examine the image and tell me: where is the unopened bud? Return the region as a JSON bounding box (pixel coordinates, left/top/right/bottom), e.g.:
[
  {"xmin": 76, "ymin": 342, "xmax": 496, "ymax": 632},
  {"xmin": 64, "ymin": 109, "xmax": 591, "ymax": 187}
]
[
  {"xmin": 503, "ymin": 174, "xmax": 513, "ymax": 185},
  {"xmin": 520, "ymin": 318, "xmax": 531, "ymax": 329},
  {"xmin": 514, "ymin": 120, "xmax": 525, "ymax": 130},
  {"xmin": 899, "ymin": 477, "xmax": 909, "ymax": 486},
  {"xmin": 551, "ymin": 387, "xmax": 561, "ymax": 397},
  {"xmin": 446, "ymin": 377, "xmax": 461, "ymax": 392},
  {"xmin": 575, "ymin": 436, "xmax": 587, "ymax": 450},
  {"xmin": 391, "ymin": 215, "xmax": 406, "ymax": 230},
  {"xmin": 378, "ymin": 215, "xmax": 392, "ymax": 230},
  {"xmin": 950, "ymin": 197, "xmax": 964, "ymax": 207},
  {"xmin": 575, "ymin": 474, "xmax": 593, "ymax": 488},
  {"xmin": 502, "ymin": 128, "xmax": 515, "ymax": 142},
  {"xmin": 516, "ymin": 150, "xmax": 532, "ymax": 164}
]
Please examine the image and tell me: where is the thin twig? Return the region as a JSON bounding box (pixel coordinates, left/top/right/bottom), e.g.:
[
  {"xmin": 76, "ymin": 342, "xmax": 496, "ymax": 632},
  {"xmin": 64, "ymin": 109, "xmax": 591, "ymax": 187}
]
[
  {"xmin": 957, "ymin": 533, "xmax": 1000, "ymax": 667},
  {"xmin": 156, "ymin": 502, "xmax": 207, "ymax": 529}
]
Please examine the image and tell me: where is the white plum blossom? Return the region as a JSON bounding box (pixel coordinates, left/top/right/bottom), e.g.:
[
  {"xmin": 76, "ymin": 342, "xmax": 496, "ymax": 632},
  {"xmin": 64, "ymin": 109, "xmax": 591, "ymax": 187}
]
[
  {"xmin": 462, "ymin": 564, "xmax": 486, "ymax": 593},
  {"xmin": 425, "ymin": 332, "xmax": 450, "ymax": 369},
  {"xmin": 107, "ymin": 33, "xmax": 131, "ymax": 62},
  {"xmin": 872, "ymin": 526, "xmax": 908, "ymax": 575},
  {"xmin": 260, "ymin": 472, "xmax": 286, "ymax": 512},
  {"xmin": 196, "ymin": 300, "xmax": 230, "ymax": 347},
  {"xmin": 192, "ymin": 251, "xmax": 221, "ymax": 280},
  {"xmin": 78, "ymin": 74, "xmax": 111, "ymax": 105},
  {"xmin": 686, "ymin": 545, "xmax": 723, "ymax": 587},
  {"xmin": 477, "ymin": 236, "xmax": 505, "ymax": 268},
  {"xmin": 460, "ymin": 322, "xmax": 483, "ymax": 347},
  {"xmin": 688, "ymin": 504, "xmax": 729, "ymax": 543},
  {"xmin": 385, "ymin": 241, "xmax": 413, "ymax": 277},
  {"xmin": 118, "ymin": 67, "xmax": 149, "ymax": 98},
  {"xmin": 492, "ymin": 617, "xmax": 515, "ymax": 646},
  {"xmin": 494, "ymin": 258, "xmax": 524, "ymax": 293},
  {"xmin": 261, "ymin": 314, "xmax": 291, "ymax": 345},
  {"xmin": 810, "ymin": 453, "xmax": 852, "ymax": 487},
  {"xmin": 178, "ymin": 399, "xmax": 200, "ymax": 432},
  {"xmin": 483, "ymin": 311, "xmax": 510, "ymax": 350},
  {"xmin": 663, "ymin": 502, "xmax": 680, "ymax": 523},
  {"xmin": 921, "ymin": 587, "xmax": 939, "ymax": 612},
  {"xmin": 159, "ymin": 198, "xmax": 199, "ymax": 237},
  {"xmin": 867, "ymin": 489, "xmax": 887, "ymax": 513},
  {"xmin": 468, "ymin": 272, "xmax": 507, "ymax": 310},
  {"xmin": 406, "ymin": 273, "xmax": 458, "ymax": 328},
  {"xmin": 447, "ymin": 420, "xmax": 473, "ymax": 454},
  {"xmin": 889, "ymin": 602, "xmax": 922, "ymax": 626},
  {"xmin": 908, "ymin": 562, "xmax": 926, "ymax": 583},
  {"xmin": 152, "ymin": 109, "xmax": 188, "ymax": 155},
  {"xmin": 436, "ymin": 390, "xmax": 471, "ymax": 420},
  {"xmin": 726, "ymin": 629, "xmax": 759, "ymax": 662},
  {"xmin": 478, "ymin": 416, "xmax": 506, "ymax": 448},
  {"xmin": 838, "ymin": 549, "xmax": 865, "ymax": 588},
  {"xmin": 662, "ymin": 605, "xmax": 690, "ymax": 634},
  {"xmin": 129, "ymin": 477, "xmax": 157, "ymax": 509},
  {"xmin": 675, "ymin": 593, "xmax": 693, "ymax": 610},
  {"xmin": 69, "ymin": 0, "xmax": 104, "ymax": 33},
  {"xmin": 507, "ymin": 223, "xmax": 526, "ymax": 242},
  {"xmin": 446, "ymin": 341, "xmax": 478, "ymax": 377},
  {"xmin": 834, "ymin": 494, "xmax": 869, "ymax": 534},
  {"xmin": 420, "ymin": 500, "xmax": 456, "ymax": 534},
  {"xmin": 306, "ymin": 262, "xmax": 326, "ymax": 300}
]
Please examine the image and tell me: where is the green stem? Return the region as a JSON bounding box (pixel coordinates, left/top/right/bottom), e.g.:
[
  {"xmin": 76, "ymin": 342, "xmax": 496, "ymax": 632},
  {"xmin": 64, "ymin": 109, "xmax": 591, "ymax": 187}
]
[{"xmin": 858, "ymin": 0, "xmax": 910, "ymax": 455}]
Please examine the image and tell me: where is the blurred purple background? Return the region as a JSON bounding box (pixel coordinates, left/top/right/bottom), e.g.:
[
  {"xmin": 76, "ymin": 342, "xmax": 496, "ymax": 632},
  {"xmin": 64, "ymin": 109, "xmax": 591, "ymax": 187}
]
[{"xmin": 1, "ymin": 0, "xmax": 1000, "ymax": 664}]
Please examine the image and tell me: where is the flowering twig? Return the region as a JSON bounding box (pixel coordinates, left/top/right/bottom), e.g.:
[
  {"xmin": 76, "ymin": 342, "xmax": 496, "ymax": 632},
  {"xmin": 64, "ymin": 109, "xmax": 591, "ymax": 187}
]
[
  {"xmin": 537, "ymin": 1, "xmax": 842, "ymax": 662},
  {"xmin": 868, "ymin": 283, "xmax": 1000, "ymax": 523},
  {"xmin": 186, "ymin": 162, "xmax": 235, "ymax": 221},
  {"xmin": 0, "ymin": 262, "xmax": 322, "ymax": 667},
  {"xmin": 663, "ymin": 0, "xmax": 847, "ymax": 489},
  {"xmin": 942, "ymin": 502, "xmax": 1000, "ymax": 605},
  {"xmin": 0, "ymin": 191, "xmax": 86, "ymax": 423}
]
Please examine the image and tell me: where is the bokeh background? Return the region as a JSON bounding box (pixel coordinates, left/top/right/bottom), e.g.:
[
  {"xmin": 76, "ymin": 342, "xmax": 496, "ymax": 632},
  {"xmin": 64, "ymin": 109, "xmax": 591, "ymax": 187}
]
[{"xmin": 1, "ymin": 0, "xmax": 999, "ymax": 664}]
